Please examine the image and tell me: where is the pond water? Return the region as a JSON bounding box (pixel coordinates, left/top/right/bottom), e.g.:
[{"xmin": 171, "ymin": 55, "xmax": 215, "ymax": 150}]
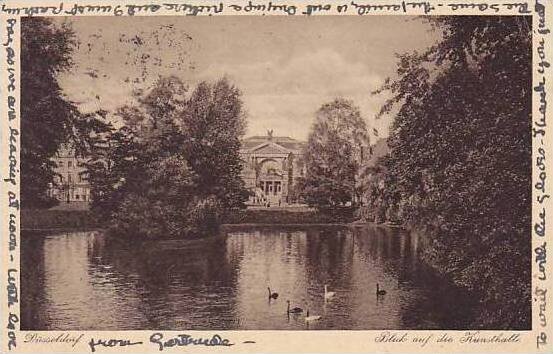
[{"xmin": 21, "ymin": 225, "xmax": 475, "ymax": 330}]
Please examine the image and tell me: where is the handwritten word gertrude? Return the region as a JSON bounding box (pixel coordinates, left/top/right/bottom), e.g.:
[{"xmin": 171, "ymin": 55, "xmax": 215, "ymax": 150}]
[
  {"xmin": 150, "ymin": 333, "xmax": 233, "ymax": 351},
  {"xmin": 88, "ymin": 338, "xmax": 143, "ymax": 353}
]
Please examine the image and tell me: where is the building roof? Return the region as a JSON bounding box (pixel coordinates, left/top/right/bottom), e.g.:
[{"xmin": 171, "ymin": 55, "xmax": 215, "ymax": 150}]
[
  {"xmin": 241, "ymin": 135, "xmax": 388, "ymax": 165},
  {"xmin": 241, "ymin": 135, "xmax": 305, "ymax": 152}
]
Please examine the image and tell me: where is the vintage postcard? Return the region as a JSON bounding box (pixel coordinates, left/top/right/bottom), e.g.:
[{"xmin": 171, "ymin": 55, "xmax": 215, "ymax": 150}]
[{"xmin": 0, "ymin": 0, "xmax": 551, "ymax": 353}]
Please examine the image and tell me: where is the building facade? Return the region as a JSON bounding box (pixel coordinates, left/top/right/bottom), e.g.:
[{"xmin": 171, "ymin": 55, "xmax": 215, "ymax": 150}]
[
  {"xmin": 47, "ymin": 145, "xmax": 91, "ymax": 206},
  {"xmin": 240, "ymin": 131, "xmax": 305, "ymax": 206}
]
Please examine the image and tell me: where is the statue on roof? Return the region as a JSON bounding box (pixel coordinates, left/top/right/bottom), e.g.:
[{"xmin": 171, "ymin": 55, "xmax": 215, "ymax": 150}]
[{"xmin": 267, "ymin": 129, "xmax": 274, "ymax": 141}]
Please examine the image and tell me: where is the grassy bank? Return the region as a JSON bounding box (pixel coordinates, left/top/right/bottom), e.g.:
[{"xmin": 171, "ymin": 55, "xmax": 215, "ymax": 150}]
[
  {"xmin": 21, "ymin": 207, "xmax": 355, "ymax": 231},
  {"xmin": 21, "ymin": 209, "xmax": 98, "ymax": 230}
]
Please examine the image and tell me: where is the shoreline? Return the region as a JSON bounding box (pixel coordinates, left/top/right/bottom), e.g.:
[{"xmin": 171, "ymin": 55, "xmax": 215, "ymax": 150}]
[
  {"xmin": 23, "ymin": 222, "xmax": 407, "ymax": 234},
  {"xmin": 22, "ymin": 227, "xmax": 102, "ymax": 233},
  {"xmin": 21, "ymin": 208, "xmax": 408, "ymax": 234}
]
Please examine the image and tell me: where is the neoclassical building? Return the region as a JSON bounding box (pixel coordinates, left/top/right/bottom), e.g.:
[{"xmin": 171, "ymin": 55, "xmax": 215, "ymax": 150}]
[
  {"xmin": 47, "ymin": 145, "xmax": 91, "ymax": 207},
  {"xmin": 240, "ymin": 131, "xmax": 305, "ymax": 206}
]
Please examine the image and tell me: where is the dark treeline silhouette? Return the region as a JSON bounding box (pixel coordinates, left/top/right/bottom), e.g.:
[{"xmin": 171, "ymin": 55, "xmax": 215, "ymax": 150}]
[
  {"xmin": 359, "ymin": 16, "xmax": 531, "ymax": 329},
  {"xmin": 21, "ymin": 18, "xmax": 107, "ymax": 208}
]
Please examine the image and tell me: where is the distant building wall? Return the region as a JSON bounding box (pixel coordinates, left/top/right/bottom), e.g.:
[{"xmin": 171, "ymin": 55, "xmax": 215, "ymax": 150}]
[
  {"xmin": 240, "ymin": 133, "xmax": 305, "ymax": 206},
  {"xmin": 48, "ymin": 145, "xmax": 91, "ymax": 206}
]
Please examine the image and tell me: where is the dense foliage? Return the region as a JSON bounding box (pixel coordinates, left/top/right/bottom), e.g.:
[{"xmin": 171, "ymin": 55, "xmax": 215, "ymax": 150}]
[
  {"xmin": 361, "ymin": 16, "xmax": 531, "ymax": 328},
  {"xmin": 299, "ymin": 98, "xmax": 370, "ymax": 208},
  {"xmin": 21, "ymin": 19, "xmax": 247, "ymax": 237},
  {"xmin": 87, "ymin": 77, "xmax": 248, "ymax": 238},
  {"xmin": 21, "ymin": 18, "xmax": 109, "ymax": 208},
  {"xmin": 21, "ymin": 18, "xmax": 77, "ymax": 208}
]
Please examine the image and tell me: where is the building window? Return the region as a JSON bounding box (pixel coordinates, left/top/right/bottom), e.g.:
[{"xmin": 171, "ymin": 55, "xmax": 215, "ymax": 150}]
[
  {"xmin": 68, "ymin": 161, "xmax": 73, "ymax": 168},
  {"xmin": 58, "ymin": 161, "xmax": 63, "ymax": 167},
  {"xmin": 68, "ymin": 174, "xmax": 73, "ymax": 183},
  {"xmin": 75, "ymin": 194, "xmax": 80, "ymax": 200}
]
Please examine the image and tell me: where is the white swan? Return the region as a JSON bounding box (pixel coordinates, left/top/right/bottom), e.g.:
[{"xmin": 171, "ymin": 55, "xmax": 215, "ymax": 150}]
[
  {"xmin": 324, "ymin": 284, "xmax": 336, "ymax": 300},
  {"xmin": 376, "ymin": 283, "xmax": 387, "ymax": 296},
  {"xmin": 305, "ymin": 309, "xmax": 321, "ymax": 322}
]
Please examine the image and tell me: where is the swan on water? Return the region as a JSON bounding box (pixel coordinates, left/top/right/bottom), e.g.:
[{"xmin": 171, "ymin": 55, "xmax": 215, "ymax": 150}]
[
  {"xmin": 268, "ymin": 287, "xmax": 279, "ymax": 300},
  {"xmin": 376, "ymin": 283, "xmax": 387, "ymax": 296},
  {"xmin": 287, "ymin": 300, "xmax": 303, "ymax": 314},
  {"xmin": 324, "ymin": 284, "xmax": 336, "ymax": 300},
  {"xmin": 305, "ymin": 309, "xmax": 321, "ymax": 322}
]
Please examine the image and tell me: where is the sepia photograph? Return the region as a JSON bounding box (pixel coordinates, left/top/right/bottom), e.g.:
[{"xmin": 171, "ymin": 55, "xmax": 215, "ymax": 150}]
[{"xmin": 19, "ymin": 14, "xmax": 531, "ymax": 332}]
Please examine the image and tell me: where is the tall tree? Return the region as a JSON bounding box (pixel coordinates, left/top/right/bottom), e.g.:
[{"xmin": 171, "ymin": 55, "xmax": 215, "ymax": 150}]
[
  {"xmin": 299, "ymin": 98, "xmax": 369, "ymax": 208},
  {"xmin": 21, "ymin": 18, "xmax": 79, "ymax": 208},
  {"xmin": 179, "ymin": 78, "xmax": 249, "ymax": 209},
  {"xmin": 21, "ymin": 18, "xmax": 109, "ymax": 208},
  {"xmin": 86, "ymin": 76, "xmax": 188, "ymax": 220},
  {"xmin": 370, "ymin": 16, "xmax": 531, "ymax": 328},
  {"xmin": 87, "ymin": 76, "xmax": 248, "ymax": 237}
]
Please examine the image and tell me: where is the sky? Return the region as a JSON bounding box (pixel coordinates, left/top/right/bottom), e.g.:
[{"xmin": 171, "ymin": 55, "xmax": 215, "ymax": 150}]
[{"xmin": 56, "ymin": 16, "xmax": 439, "ymax": 141}]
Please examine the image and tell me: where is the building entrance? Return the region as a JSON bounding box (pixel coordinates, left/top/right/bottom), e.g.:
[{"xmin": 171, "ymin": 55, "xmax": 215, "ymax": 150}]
[{"xmin": 259, "ymin": 180, "xmax": 283, "ymax": 206}]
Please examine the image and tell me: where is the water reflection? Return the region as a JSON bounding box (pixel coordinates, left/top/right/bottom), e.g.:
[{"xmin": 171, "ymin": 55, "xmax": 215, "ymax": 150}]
[{"xmin": 21, "ymin": 226, "xmax": 475, "ymax": 330}]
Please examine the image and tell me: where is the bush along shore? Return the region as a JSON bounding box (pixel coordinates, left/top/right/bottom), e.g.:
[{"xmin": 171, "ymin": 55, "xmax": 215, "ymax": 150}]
[
  {"xmin": 224, "ymin": 207, "xmax": 355, "ymax": 225},
  {"xmin": 21, "ymin": 209, "xmax": 98, "ymax": 230},
  {"xmin": 22, "ymin": 207, "xmax": 357, "ymax": 232}
]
